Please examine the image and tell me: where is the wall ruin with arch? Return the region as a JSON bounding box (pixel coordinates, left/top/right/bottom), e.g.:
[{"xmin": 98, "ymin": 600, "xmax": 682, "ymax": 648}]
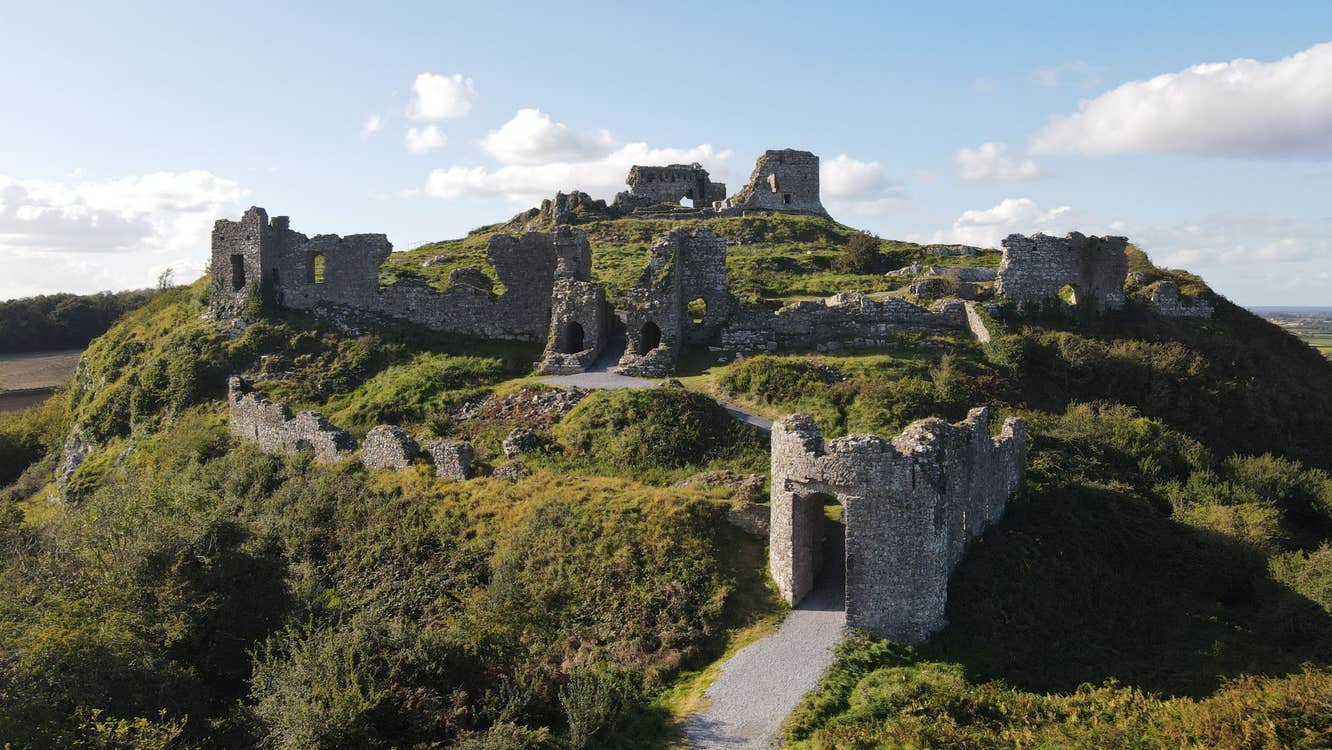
[
  {"xmin": 995, "ymin": 232, "xmax": 1129, "ymax": 312},
  {"xmin": 769, "ymin": 409, "xmax": 1027, "ymax": 644}
]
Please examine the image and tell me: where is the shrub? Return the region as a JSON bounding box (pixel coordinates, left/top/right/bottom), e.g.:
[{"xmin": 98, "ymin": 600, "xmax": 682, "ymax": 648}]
[
  {"xmin": 553, "ymin": 386, "xmax": 767, "ymax": 472},
  {"xmin": 833, "ymin": 231, "xmax": 882, "ymax": 274}
]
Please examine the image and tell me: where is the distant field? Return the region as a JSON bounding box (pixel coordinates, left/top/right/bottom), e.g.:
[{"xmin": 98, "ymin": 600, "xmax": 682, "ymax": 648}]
[
  {"xmin": 0, "ymin": 349, "xmax": 81, "ymax": 391},
  {"xmin": 1255, "ymin": 307, "xmax": 1332, "ymax": 360}
]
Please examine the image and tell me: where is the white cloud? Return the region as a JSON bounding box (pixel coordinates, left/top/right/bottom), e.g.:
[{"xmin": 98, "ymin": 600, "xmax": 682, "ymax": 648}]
[
  {"xmin": 0, "ymin": 171, "xmax": 246, "ymax": 298},
  {"xmin": 480, "ymin": 108, "xmax": 616, "ymax": 166},
  {"xmin": 405, "ymin": 125, "xmax": 448, "ymax": 154},
  {"xmin": 956, "ymin": 142, "xmax": 1040, "ymax": 182},
  {"xmin": 408, "ymin": 73, "xmax": 478, "ymax": 121},
  {"xmin": 819, "ymin": 155, "xmax": 903, "ymax": 217},
  {"xmin": 927, "ymin": 197, "xmax": 1081, "ymax": 247},
  {"xmin": 362, "ymin": 113, "xmax": 382, "ymax": 138},
  {"xmin": 425, "ymin": 142, "xmax": 730, "ymax": 203},
  {"xmin": 1031, "ymin": 60, "xmax": 1105, "ymax": 89},
  {"xmin": 1030, "ymin": 41, "xmax": 1332, "ymax": 158}
]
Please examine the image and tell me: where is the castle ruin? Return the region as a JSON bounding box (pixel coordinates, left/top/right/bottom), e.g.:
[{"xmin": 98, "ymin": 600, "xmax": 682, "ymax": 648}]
[
  {"xmin": 996, "ymin": 232, "xmax": 1129, "ymax": 312},
  {"xmin": 770, "ymin": 409, "xmax": 1027, "ymax": 644},
  {"xmin": 721, "ymin": 149, "xmax": 827, "ymax": 217},
  {"xmin": 623, "ymin": 163, "xmax": 726, "ymax": 209}
]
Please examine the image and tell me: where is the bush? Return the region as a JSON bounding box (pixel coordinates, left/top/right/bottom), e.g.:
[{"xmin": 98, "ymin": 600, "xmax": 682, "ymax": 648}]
[
  {"xmin": 833, "ymin": 231, "xmax": 882, "ymax": 274},
  {"xmin": 553, "ymin": 386, "xmax": 767, "ymax": 472}
]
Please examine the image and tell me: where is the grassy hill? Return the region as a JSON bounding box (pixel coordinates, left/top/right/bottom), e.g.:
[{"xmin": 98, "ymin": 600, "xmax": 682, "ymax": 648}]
[{"xmin": 1, "ymin": 210, "xmax": 1331, "ymax": 748}]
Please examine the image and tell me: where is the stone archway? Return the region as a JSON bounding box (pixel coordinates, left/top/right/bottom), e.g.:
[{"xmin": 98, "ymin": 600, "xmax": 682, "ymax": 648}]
[
  {"xmin": 559, "ymin": 321, "xmax": 585, "ymax": 354},
  {"xmin": 776, "ymin": 490, "xmax": 846, "ymax": 611},
  {"xmin": 637, "ymin": 321, "xmax": 662, "ymax": 354}
]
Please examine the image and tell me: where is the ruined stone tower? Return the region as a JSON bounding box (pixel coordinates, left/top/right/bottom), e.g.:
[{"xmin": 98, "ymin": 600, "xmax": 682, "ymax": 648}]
[
  {"xmin": 722, "ymin": 149, "xmax": 828, "ymax": 216},
  {"xmin": 769, "ymin": 408, "xmax": 1026, "ymax": 644}
]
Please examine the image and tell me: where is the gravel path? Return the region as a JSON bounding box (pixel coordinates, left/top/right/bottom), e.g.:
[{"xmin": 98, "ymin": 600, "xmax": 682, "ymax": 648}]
[{"xmin": 684, "ymin": 530, "xmax": 846, "ymax": 749}]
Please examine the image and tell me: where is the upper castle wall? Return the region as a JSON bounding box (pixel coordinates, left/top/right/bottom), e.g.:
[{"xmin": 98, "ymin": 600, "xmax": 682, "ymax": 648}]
[
  {"xmin": 770, "ymin": 408, "xmax": 1026, "ymax": 644},
  {"xmin": 208, "ymin": 207, "xmax": 565, "ymax": 341},
  {"xmin": 996, "ymin": 232, "xmax": 1129, "ymax": 311},
  {"xmin": 625, "ymin": 163, "xmax": 726, "ymax": 209}
]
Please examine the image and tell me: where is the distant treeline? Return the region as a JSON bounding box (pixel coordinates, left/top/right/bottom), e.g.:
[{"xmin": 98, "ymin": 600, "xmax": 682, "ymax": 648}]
[{"xmin": 0, "ymin": 290, "xmax": 158, "ymax": 354}]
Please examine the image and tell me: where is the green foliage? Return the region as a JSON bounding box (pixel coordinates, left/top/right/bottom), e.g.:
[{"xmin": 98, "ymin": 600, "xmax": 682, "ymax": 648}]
[
  {"xmin": 1271, "ymin": 544, "xmax": 1332, "ymax": 614},
  {"xmin": 832, "ymin": 231, "xmax": 883, "ymax": 274},
  {"xmin": 558, "ymin": 669, "xmax": 640, "ymax": 749},
  {"xmin": 553, "ymin": 386, "xmax": 767, "ymax": 473},
  {"xmin": 0, "ymin": 390, "xmax": 67, "ymax": 485},
  {"xmin": 788, "ymin": 636, "xmax": 1332, "ymax": 749},
  {"xmin": 0, "ymin": 289, "xmax": 157, "ymax": 354},
  {"xmin": 324, "ymin": 352, "xmax": 506, "ymax": 434},
  {"xmin": 250, "ymin": 622, "xmax": 385, "ymax": 749}
]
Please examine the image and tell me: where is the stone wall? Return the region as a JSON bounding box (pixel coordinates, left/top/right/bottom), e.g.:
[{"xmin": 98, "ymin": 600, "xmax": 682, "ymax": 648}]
[
  {"xmin": 996, "ymin": 232, "xmax": 1129, "ymax": 311},
  {"xmin": 227, "ymin": 376, "xmax": 356, "ymax": 463},
  {"xmin": 208, "ymin": 207, "xmax": 565, "ymax": 341},
  {"xmin": 1149, "ymin": 281, "xmax": 1214, "ymax": 318},
  {"xmin": 617, "ymin": 228, "xmax": 735, "ymax": 376},
  {"xmin": 717, "ymin": 292, "xmax": 968, "ymax": 353},
  {"xmin": 721, "ymin": 149, "xmax": 827, "ymax": 216},
  {"xmin": 770, "ymin": 408, "xmax": 1026, "ymax": 644},
  {"xmin": 625, "ymin": 163, "xmax": 726, "ymax": 209}
]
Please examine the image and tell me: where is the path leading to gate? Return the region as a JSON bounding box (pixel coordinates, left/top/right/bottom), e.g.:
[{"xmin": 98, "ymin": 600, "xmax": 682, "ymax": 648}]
[{"xmin": 542, "ymin": 343, "xmax": 846, "ymax": 748}]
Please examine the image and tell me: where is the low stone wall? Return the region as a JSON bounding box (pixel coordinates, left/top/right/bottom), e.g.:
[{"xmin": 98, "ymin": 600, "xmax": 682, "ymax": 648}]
[
  {"xmin": 1149, "ymin": 281, "xmax": 1214, "ymax": 318},
  {"xmin": 718, "ymin": 292, "xmax": 968, "ymax": 353},
  {"xmin": 228, "ymin": 376, "xmax": 356, "ymax": 463},
  {"xmin": 770, "ymin": 408, "xmax": 1026, "ymax": 644}
]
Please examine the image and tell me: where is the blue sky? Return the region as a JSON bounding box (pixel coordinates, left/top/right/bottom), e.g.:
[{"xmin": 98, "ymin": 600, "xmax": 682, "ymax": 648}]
[{"xmin": 2, "ymin": 1, "xmax": 1331, "ymax": 304}]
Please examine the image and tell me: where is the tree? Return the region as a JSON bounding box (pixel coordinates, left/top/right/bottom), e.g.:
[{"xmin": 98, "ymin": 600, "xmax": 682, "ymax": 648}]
[
  {"xmin": 156, "ymin": 268, "xmax": 176, "ymax": 290},
  {"xmin": 835, "ymin": 231, "xmax": 882, "ymax": 274}
]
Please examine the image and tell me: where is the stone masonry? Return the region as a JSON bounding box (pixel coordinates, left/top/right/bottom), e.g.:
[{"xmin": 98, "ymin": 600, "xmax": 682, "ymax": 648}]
[
  {"xmin": 721, "ymin": 149, "xmax": 828, "ymax": 217},
  {"xmin": 361, "ymin": 425, "xmax": 419, "ymax": 470},
  {"xmin": 1149, "ymin": 280, "xmax": 1215, "ymax": 318},
  {"xmin": 624, "ymin": 163, "xmax": 726, "ymax": 209},
  {"xmin": 996, "ymin": 232, "xmax": 1129, "ymax": 311},
  {"xmin": 617, "ymin": 228, "xmax": 735, "ymax": 376},
  {"xmin": 227, "ymin": 376, "xmax": 357, "ymax": 463},
  {"xmin": 770, "ymin": 408, "xmax": 1026, "ymax": 644},
  {"xmin": 718, "ymin": 292, "xmax": 968, "ymax": 353}
]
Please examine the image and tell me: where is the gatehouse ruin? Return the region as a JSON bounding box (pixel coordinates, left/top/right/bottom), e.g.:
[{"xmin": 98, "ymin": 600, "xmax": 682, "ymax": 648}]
[{"xmin": 769, "ymin": 409, "xmax": 1027, "ymax": 644}]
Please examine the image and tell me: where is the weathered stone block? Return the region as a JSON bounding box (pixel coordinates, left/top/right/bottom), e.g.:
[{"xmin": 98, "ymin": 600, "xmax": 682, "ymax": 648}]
[
  {"xmin": 361, "ymin": 425, "xmax": 420, "ymax": 470},
  {"xmin": 426, "ymin": 439, "xmax": 474, "ymax": 481}
]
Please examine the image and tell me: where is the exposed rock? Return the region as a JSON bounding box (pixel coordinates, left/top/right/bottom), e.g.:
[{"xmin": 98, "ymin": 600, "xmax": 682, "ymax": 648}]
[
  {"xmin": 502, "ymin": 427, "xmax": 539, "ymax": 458},
  {"xmin": 491, "ymin": 460, "xmax": 531, "ymax": 482},
  {"xmin": 54, "ymin": 427, "xmax": 95, "ymax": 499},
  {"xmin": 425, "ymin": 439, "xmax": 474, "ymax": 481},
  {"xmin": 455, "ymin": 385, "xmax": 588, "ymax": 429},
  {"xmin": 361, "ymin": 425, "xmax": 419, "ymax": 471}
]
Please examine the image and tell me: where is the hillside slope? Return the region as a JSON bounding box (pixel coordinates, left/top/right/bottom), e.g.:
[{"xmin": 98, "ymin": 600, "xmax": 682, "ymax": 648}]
[{"xmin": 1, "ymin": 210, "xmax": 1331, "ymax": 748}]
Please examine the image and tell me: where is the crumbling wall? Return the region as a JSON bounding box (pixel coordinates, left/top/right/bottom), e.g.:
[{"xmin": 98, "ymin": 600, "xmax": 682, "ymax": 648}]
[
  {"xmin": 1149, "ymin": 281, "xmax": 1214, "ymax": 318},
  {"xmin": 770, "ymin": 408, "xmax": 1027, "ymax": 644},
  {"xmin": 996, "ymin": 232, "xmax": 1128, "ymax": 311},
  {"xmin": 721, "ymin": 149, "xmax": 827, "ymax": 216},
  {"xmin": 209, "ymin": 207, "xmax": 566, "ymax": 341},
  {"xmin": 718, "ymin": 293, "xmax": 968, "ymax": 353},
  {"xmin": 227, "ymin": 377, "xmax": 356, "ymax": 463},
  {"xmin": 624, "ymin": 163, "xmax": 726, "ymax": 209},
  {"xmin": 538, "ymin": 227, "xmax": 609, "ymax": 374},
  {"xmin": 617, "ymin": 228, "xmax": 735, "ymax": 376}
]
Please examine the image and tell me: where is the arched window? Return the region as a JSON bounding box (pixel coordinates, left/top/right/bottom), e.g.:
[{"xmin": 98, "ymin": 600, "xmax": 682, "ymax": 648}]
[
  {"xmin": 638, "ymin": 321, "xmax": 662, "ymax": 354},
  {"xmin": 559, "ymin": 321, "xmax": 585, "ymax": 354}
]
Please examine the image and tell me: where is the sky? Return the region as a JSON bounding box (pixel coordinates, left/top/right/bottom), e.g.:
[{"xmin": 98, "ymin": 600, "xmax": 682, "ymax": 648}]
[{"xmin": 2, "ymin": 1, "xmax": 1331, "ymax": 306}]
